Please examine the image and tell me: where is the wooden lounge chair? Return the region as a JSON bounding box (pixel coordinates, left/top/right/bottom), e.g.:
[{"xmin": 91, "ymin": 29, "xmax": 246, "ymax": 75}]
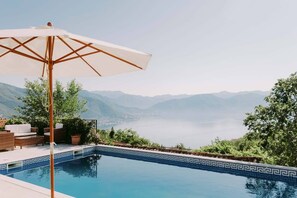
[
  {"xmin": 44, "ymin": 127, "xmax": 66, "ymax": 143},
  {"xmin": 14, "ymin": 135, "xmax": 44, "ymax": 149},
  {"xmin": 0, "ymin": 131, "xmax": 14, "ymax": 151}
]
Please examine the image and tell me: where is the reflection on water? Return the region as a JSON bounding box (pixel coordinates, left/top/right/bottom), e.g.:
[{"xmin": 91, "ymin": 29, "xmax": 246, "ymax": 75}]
[
  {"xmin": 60, "ymin": 154, "xmax": 101, "ymax": 178},
  {"xmin": 9, "ymin": 155, "xmax": 102, "ymax": 180},
  {"xmin": 115, "ymin": 118, "xmax": 246, "ymax": 148},
  {"xmin": 245, "ymin": 178, "xmax": 297, "ymax": 198}
]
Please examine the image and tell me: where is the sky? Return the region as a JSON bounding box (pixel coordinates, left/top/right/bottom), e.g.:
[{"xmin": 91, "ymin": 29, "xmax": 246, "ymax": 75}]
[{"xmin": 1, "ymin": 0, "xmax": 297, "ymax": 96}]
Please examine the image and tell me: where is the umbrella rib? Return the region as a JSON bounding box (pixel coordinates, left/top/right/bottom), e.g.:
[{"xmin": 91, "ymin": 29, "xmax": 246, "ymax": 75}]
[
  {"xmin": 54, "ymin": 51, "xmax": 100, "ymax": 63},
  {"xmin": 55, "ymin": 36, "xmax": 93, "ymax": 62},
  {"xmin": 12, "ymin": 38, "xmax": 45, "ymax": 61},
  {"xmin": 0, "ymin": 37, "xmax": 38, "ymax": 58},
  {"xmin": 70, "ymin": 38, "xmax": 143, "ymax": 70},
  {"xmin": 51, "ymin": 36, "xmax": 55, "ymax": 60},
  {"xmin": 0, "ymin": 44, "xmax": 45, "ymax": 63},
  {"xmin": 56, "ymin": 36, "xmax": 102, "ymax": 76},
  {"xmin": 42, "ymin": 36, "xmax": 50, "ymax": 77}
]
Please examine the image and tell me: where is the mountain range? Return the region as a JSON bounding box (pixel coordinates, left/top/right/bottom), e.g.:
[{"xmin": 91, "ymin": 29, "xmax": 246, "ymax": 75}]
[{"xmin": 0, "ymin": 82, "xmax": 268, "ymax": 128}]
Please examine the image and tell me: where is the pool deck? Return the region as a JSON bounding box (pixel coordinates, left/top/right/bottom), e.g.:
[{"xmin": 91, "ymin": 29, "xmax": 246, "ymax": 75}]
[
  {"xmin": 0, "ymin": 175, "xmax": 73, "ymax": 198},
  {"xmin": 0, "ymin": 144, "xmax": 92, "ymax": 164},
  {"xmin": 0, "ymin": 144, "xmax": 90, "ymax": 198}
]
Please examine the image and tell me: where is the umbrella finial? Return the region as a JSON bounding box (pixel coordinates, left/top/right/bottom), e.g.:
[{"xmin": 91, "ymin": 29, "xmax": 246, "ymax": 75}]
[{"xmin": 47, "ymin": 22, "xmax": 53, "ymax": 27}]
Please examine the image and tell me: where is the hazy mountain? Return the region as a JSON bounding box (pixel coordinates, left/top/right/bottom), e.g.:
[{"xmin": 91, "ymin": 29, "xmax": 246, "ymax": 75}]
[
  {"xmin": 0, "ymin": 82, "xmax": 268, "ymax": 127},
  {"xmin": 92, "ymin": 90, "xmax": 190, "ymax": 109},
  {"xmin": 79, "ymin": 90, "xmax": 141, "ymax": 126},
  {"xmin": 214, "ymin": 91, "xmax": 269, "ymax": 99},
  {"xmin": 149, "ymin": 92, "xmax": 266, "ymax": 121},
  {"xmin": 0, "ymin": 83, "xmax": 25, "ymax": 117}
]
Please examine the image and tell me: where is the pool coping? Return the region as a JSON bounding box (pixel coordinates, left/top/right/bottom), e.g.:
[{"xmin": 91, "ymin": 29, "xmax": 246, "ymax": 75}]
[
  {"xmin": 97, "ymin": 144, "xmax": 297, "ymax": 172},
  {"xmin": 0, "ymin": 174, "xmax": 73, "ymax": 198}
]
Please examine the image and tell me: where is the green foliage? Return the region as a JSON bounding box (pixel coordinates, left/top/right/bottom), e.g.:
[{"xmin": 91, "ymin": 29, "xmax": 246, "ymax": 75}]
[
  {"xmin": 109, "ymin": 127, "xmax": 115, "ymax": 139},
  {"xmin": 5, "ymin": 117, "xmax": 26, "ymax": 125},
  {"xmin": 98, "ymin": 128, "xmax": 152, "ymax": 147},
  {"xmin": 30, "ymin": 119, "xmax": 48, "ymax": 135},
  {"xmin": 15, "ymin": 78, "xmax": 87, "ymax": 125},
  {"xmin": 114, "ymin": 129, "xmax": 150, "ymax": 146},
  {"xmin": 63, "ymin": 118, "xmax": 92, "ymax": 144},
  {"xmin": 149, "ymin": 142, "xmax": 163, "ymax": 149},
  {"xmin": 199, "ymin": 73, "xmax": 297, "ymax": 166},
  {"xmin": 244, "ymin": 73, "xmax": 297, "ymax": 166},
  {"xmin": 62, "ymin": 80, "xmax": 87, "ymax": 120},
  {"xmin": 86, "ymin": 128, "xmax": 101, "ymax": 145},
  {"xmin": 198, "ymin": 138, "xmax": 236, "ymax": 155},
  {"xmin": 175, "ymin": 143, "xmax": 187, "ymax": 150},
  {"xmin": 197, "ymin": 136, "xmax": 269, "ymax": 162}
]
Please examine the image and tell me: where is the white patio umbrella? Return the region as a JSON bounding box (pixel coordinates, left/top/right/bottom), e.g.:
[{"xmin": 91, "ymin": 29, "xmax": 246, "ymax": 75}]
[{"xmin": 0, "ymin": 22, "xmax": 151, "ymax": 198}]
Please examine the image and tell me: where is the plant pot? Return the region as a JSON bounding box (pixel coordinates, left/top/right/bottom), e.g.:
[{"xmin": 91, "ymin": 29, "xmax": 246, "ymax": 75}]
[{"xmin": 71, "ymin": 134, "xmax": 81, "ymax": 145}]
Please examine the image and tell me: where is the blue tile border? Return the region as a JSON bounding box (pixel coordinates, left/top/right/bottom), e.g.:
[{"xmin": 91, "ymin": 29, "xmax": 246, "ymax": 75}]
[
  {"xmin": 0, "ymin": 147, "xmax": 96, "ymax": 175},
  {"xmin": 1, "ymin": 145, "xmax": 297, "ymax": 184},
  {"xmin": 96, "ymin": 145, "xmax": 297, "ymax": 184}
]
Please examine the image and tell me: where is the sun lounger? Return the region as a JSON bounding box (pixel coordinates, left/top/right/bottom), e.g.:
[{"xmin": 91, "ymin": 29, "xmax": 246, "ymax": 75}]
[
  {"xmin": 5, "ymin": 124, "xmax": 38, "ymax": 137},
  {"xmin": 0, "ymin": 131, "xmax": 14, "ymax": 151},
  {"xmin": 14, "ymin": 135, "xmax": 44, "ymax": 149},
  {"xmin": 44, "ymin": 127, "xmax": 66, "ymax": 143}
]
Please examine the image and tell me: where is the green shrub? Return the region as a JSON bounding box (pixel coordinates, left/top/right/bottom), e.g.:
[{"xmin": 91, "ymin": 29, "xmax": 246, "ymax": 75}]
[
  {"xmin": 63, "ymin": 118, "xmax": 92, "ymax": 144},
  {"xmin": 196, "ymin": 135, "xmax": 271, "ymax": 164},
  {"xmin": 175, "ymin": 143, "xmax": 186, "ymax": 150},
  {"xmin": 30, "ymin": 119, "xmax": 48, "ymax": 135},
  {"xmin": 198, "ymin": 138, "xmax": 235, "ymax": 154},
  {"xmin": 5, "ymin": 118, "xmax": 26, "ymax": 125},
  {"xmin": 109, "ymin": 127, "xmax": 115, "ymax": 139},
  {"xmin": 86, "ymin": 128, "xmax": 101, "ymax": 145},
  {"xmin": 98, "ymin": 128, "xmax": 152, "ymax": 147},
  {"xmin": 150, "ymin": 143, "xmax": 163, "ymax": 149}
]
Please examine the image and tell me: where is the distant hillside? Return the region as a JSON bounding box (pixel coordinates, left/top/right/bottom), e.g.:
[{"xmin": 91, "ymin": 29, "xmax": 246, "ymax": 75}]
[
  {"xmin": 0, "ymin": 83, "xmax": 25, "ymax": 117},
  {"xmin": 149, "ymin": 92, "xmax": 266, "ymax": 121},
  {"xmin": 92, "ymin": 91, "xmax": 190, "ymax": 109},
  {"xmin": 213, "ymin": 91, "xmax": 269, "ymax": 99},
  {"xmin": 0, "ymin": 82, "xmax": 268, "ymax": 127},
  {"xmin": 79, "ymin": 90, "xmax": 141, "ymax": 126}
]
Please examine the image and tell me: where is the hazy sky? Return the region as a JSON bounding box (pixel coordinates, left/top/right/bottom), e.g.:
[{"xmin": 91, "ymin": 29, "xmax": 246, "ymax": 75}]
[{"xmin": 1, "ymin": 0, "xmax": 297, "ymax": 96}]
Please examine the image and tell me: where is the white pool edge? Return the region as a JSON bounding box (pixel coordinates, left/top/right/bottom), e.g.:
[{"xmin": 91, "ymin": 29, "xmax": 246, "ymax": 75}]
[{"xmin": 0, "ymin": 174, "xmax": 73, "ymax": 198}]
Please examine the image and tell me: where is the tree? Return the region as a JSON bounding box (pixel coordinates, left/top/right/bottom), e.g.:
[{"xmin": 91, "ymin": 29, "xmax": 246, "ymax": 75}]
[
  {"xmin": 244, "ymin": 73, "xmax": 297, "ymax": 166},
  {"xmin": 63, "ymin": 80, "xmax": 86, "ymax": 119},
  {"xmin": 16, "ymin": 78, "xmax": 87, "ymax": 127}
]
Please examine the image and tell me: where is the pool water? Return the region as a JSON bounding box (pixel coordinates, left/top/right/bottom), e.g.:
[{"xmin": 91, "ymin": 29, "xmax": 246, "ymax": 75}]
[{"xmin": 8, "ymin": 155, "xmax": 297, "ymax": 198}]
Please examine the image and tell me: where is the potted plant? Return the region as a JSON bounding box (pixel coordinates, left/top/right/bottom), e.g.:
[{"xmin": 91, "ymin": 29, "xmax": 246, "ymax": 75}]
[
  {"xmin": 63, "ymin": 118, "xmax": 91, "ymax": 145},
  {"xmin": 71, "ymin": 133, "xmax": 81, "ymax": 145}
]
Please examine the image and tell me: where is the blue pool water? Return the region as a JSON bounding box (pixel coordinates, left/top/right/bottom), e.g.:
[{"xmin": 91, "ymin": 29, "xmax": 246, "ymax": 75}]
[{"xmin": 8, "ymin": 154, "xmax": 297, "ymax": 198}]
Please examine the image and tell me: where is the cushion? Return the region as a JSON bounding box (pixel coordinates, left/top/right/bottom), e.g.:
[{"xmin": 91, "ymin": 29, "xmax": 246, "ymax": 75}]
[{"xmin": 5, "ymin": 124, "xmax": 32, "ymax": 134}]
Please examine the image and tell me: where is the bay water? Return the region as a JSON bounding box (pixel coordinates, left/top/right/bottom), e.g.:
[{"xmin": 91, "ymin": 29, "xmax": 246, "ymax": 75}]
[{"xmin": 115, "ymin": 118, "xmax": 246, "ymax": 149}]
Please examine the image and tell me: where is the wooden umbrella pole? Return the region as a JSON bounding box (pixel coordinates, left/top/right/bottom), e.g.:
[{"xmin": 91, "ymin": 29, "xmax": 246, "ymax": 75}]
[
  {"xmin": 49, "ymin": 62, "xmax": 55, "ymax": 198},
  {"xmin": 47, "ymin": 29, "xmax": 55, "ymax": 198}
]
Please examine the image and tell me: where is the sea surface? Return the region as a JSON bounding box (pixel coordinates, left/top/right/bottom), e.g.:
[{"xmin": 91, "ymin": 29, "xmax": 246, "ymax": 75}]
[{"xmin": 115, "ymin": 118, "xmax": 246, "ymax": 149}]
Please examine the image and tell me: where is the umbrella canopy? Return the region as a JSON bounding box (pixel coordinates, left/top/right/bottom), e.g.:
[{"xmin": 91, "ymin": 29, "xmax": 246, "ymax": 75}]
[
  {"xmin": 0, "ymin": 23, "xmax": 151, "ymax": 198},
  {"xmin": 0, "ymin": 24, "xmax": 151, "ymax": 77}
]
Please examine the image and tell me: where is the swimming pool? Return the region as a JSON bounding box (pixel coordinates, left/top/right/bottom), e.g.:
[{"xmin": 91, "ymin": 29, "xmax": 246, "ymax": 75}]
[{"xmin": 8, "ymin": 154, "xmax": 297, "ymax": 198}]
